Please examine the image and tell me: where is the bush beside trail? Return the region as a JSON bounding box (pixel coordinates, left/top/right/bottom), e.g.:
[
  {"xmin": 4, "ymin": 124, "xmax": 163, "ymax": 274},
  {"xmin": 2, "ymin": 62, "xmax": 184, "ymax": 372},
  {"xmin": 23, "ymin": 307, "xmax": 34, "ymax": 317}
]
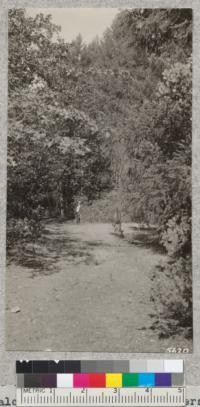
[{"xmin": 150, "ymin": 257, "xmax": 192, "ymax": 339}]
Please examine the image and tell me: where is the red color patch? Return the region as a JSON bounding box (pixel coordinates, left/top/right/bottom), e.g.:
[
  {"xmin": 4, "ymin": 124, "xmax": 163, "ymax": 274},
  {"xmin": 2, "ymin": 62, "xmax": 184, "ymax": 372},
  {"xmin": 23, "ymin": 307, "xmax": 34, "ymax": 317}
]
[{"xmin": 88, "ymin": 374, "xmax": 106, "ymax": 388}]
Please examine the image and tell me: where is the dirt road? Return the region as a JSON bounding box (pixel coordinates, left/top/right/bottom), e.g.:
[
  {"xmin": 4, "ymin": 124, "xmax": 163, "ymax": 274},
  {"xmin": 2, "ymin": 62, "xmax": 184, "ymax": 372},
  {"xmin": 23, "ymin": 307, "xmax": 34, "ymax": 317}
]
[{"xmin": 6, "ymin": 222, "xmax": 190, "ymax": 352}]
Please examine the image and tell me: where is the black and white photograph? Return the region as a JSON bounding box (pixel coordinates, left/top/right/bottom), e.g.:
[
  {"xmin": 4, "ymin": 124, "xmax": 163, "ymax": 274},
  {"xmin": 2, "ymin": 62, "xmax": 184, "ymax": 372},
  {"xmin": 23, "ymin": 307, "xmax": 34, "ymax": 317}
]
[{"xmin": 6, "ymin": 7, "xmax": 192, "ymax": 352}]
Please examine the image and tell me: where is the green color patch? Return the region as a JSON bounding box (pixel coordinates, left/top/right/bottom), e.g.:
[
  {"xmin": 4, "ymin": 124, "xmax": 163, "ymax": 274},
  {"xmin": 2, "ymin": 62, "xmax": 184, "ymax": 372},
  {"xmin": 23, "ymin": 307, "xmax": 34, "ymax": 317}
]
[{"xmin": 122, "ymin": 373, "xmax": 139, "ymax": 387}]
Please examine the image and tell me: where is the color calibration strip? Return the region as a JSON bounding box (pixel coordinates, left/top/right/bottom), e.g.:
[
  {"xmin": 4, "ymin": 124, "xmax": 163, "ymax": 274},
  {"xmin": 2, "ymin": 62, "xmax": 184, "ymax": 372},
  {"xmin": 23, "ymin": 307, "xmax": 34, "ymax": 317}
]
[
  {"xmin": 16, "ymin": 360, "xmax": 184, "ymax": 374},
  {"xmin": 17, "ymin": 372, "xmax": 184, "ymax": 388},
  {"xmin": 16, "ymin": 361, "xmax": 185, "ymax": 406},
  {"xmin": 16, "ymin": 360, "xmax": 184, "ymax": 389}
]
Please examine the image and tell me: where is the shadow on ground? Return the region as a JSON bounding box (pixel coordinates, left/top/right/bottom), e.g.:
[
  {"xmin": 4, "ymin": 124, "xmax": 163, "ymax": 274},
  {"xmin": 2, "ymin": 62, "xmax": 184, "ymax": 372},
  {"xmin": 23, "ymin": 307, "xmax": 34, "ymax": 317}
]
[
  {"xmin": 7, "ymin": 222, "xmax": 165, "ymax": 279},
  {"xmin": 7, "ymin": 223, "xmax": 111, "ymax": 277},
  {"xmin": 127, "ymin": 227, "xmax": 165, "ymax": 254}
]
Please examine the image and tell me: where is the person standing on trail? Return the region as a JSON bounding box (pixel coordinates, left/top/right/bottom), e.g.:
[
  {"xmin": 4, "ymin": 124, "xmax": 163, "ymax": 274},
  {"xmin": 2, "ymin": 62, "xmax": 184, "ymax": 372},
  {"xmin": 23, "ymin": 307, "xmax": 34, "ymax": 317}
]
[
  {"xmin": 75, "ymin": 200, "xmax": 81, "ymax": 224},
  {"xmin": 113, "ymin": 207, "xmax": 124, "ymax": 237}
]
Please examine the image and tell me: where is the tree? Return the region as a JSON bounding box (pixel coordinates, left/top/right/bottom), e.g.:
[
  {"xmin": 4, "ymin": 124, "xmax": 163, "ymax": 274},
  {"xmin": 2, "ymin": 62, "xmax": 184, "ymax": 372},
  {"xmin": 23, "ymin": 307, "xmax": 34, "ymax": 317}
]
[
  {"xmin": 8, "ymin": 9, "xmax": 62, "ymax": 91},
  {"xmin": 8, "ymin": 9, "xmax": 110, "ymax": 248}
]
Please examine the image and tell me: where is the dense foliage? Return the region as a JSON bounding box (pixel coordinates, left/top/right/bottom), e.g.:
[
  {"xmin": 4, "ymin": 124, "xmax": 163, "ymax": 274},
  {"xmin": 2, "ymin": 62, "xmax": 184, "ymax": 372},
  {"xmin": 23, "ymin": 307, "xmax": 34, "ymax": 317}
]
[
  {"xmin": 151, "ymin": 257, "xmax": 192, "ymax": 339},
  {"xmin": 8, "ymin": 9, "xmax": 192, "ymax": 337},
  {"xmin": 8, "ymin": 9, "xmax": 110, "ymax": 246}
]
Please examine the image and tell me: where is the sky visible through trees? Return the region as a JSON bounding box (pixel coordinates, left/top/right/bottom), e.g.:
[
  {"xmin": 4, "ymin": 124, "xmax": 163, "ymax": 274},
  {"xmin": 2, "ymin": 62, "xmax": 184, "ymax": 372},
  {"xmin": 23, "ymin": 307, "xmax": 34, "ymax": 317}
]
[{"xmin": 26, "ymin": 8, "xmax": 119, "ymax": 43}]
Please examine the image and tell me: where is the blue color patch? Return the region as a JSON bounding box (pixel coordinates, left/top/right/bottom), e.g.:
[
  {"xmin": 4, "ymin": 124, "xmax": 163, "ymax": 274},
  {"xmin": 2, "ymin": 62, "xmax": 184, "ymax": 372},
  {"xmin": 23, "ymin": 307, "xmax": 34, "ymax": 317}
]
[{"xmin": 138, "ymin": 373, "xmax": 155, "ymax": 387}]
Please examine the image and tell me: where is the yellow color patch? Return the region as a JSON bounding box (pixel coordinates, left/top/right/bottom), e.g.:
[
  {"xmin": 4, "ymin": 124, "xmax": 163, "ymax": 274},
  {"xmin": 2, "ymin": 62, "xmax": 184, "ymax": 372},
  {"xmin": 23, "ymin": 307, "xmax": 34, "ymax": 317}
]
[{"xmin": 106, "ymin": 374, "xmax": 122, "ymax": 388}]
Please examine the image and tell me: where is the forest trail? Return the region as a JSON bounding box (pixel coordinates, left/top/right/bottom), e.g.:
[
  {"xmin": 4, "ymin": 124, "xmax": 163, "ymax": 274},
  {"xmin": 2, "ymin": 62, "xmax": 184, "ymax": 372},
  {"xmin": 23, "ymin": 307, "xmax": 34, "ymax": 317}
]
[{"xmin": 6, "ymin": 222, "xmax": 189, "ymax": 352}]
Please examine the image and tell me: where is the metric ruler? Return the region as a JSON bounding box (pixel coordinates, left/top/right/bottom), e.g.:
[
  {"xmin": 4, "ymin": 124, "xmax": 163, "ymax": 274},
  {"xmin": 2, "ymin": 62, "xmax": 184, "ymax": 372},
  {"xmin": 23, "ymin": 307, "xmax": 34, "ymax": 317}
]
[{"xmin": 16, "ymin": 387, "xmax": 185, "ymax": 406}]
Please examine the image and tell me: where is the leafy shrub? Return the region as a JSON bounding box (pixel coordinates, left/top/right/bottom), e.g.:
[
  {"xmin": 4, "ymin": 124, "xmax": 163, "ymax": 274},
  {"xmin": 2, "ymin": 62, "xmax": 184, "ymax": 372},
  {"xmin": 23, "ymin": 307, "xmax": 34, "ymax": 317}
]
[
  {"xmin": 160, "ymin": 213, "xmax": 191, "ymax": 257},
  {"xmin": 150, "ymin": 256, "xmax": 192, "ymax": 338},
  {"xmin": 7, "ymin": 216, "xmax": 43, "ymax": 252}
]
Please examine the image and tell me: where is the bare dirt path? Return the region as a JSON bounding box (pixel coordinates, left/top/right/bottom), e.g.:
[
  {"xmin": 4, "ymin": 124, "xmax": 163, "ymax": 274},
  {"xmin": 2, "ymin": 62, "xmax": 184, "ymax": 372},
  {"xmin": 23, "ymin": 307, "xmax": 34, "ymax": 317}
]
[{"xmin": 6, "ymin": 222, "xmax": 190, "ymax": 352}]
